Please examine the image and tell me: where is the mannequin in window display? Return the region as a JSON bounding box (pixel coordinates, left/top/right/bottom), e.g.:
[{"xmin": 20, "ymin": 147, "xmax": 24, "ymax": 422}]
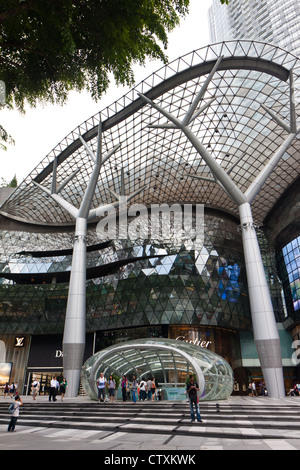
[{"xmin": 233, "ymin": 381, "xmax": 239, "ymax": 392}]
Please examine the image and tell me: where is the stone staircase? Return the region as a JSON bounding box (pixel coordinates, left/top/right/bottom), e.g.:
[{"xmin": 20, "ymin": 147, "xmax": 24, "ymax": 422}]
[{"xmin": 1, "ymin": 398, "xmax": 300, "ymax": 440}]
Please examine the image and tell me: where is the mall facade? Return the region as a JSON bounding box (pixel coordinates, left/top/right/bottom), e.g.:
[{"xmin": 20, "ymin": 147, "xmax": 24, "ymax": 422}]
[{"xmin": 0, "ymin": 41, "xmax": 299, "ymax": 398}]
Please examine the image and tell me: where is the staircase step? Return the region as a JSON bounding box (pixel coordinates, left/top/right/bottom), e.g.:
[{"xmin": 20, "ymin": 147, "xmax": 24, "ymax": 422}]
[{"xmin": 1, "ymin": 398, "xmax": 300, "ymax": 440}]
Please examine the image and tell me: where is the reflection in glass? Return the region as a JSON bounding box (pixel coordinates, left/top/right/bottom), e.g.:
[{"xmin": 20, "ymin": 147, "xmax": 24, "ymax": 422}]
[{"xmin": 280, "ymin": 236, "xmax": 300, "ymax": 312}]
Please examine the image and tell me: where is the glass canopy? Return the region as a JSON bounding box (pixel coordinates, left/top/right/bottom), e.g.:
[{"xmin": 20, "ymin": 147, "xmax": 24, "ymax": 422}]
[
  {"xmin": 81, "ymin": 338, "xmax": 234, "ymax": 401},
  {"xmin": 0, "ymin": 41, "xmax": 299, "ymax": 229}
]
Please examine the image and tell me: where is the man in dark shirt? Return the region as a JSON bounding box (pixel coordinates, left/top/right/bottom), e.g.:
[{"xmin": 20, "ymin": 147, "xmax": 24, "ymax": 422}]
[{"xmin": 186, "ymin": 375, "xmax": 203, "ymax": 423}]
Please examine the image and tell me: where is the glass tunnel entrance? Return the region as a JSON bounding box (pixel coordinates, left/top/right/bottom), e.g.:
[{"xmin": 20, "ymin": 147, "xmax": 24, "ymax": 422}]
[{"xmin": 81, "ymin": 338, "xmax": 234, "ymax": 401}]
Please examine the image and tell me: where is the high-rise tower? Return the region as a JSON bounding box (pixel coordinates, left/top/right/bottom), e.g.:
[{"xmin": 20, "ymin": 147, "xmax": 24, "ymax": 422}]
[{"xmin": 209, "ymin": 0, "xmax": 300, "ymax": 57}]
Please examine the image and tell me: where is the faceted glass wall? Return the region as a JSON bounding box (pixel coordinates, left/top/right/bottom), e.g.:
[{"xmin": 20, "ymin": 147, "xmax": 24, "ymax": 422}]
[
  {"xmin": 0, "ymin": 283, "xmax": 68, "ymax": 334},
  {"xmin": 0, "ymin": 212, "xmax": 251, "ymax": 335},
  {"xmin": 85, "ymin": 212, "xmax": 251, "ymax": 332}
]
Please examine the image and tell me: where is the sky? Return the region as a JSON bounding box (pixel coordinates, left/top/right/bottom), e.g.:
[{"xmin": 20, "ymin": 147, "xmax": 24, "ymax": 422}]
[{"xmin": 1, "ymin": 0, "xmax": 214, "ymax": 183}]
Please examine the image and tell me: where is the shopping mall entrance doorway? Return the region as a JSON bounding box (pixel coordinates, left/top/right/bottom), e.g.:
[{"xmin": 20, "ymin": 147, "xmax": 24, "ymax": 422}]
[{"xmin": 25, "ymin": 370, "xmax": 63, "ymax": 396}]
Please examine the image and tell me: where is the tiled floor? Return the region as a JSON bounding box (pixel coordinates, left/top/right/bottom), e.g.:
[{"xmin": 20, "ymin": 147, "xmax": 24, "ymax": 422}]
[{"xmin": 1, "ymin": 424, "xmax": 300, "ymax": 450}]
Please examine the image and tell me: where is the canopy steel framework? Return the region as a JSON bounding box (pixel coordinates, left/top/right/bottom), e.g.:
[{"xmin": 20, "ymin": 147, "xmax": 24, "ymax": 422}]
[
  {"xmin": 1, "ymin": 41, "xmax": 299, "ymax": 227},
  {"xmin": 1, "ymin": 41, "xmax": 299, "ymax": 397}
]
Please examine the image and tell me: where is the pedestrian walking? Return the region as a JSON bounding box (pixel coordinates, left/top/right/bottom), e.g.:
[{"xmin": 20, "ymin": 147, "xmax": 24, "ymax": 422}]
[
  {"xmin": 259, "ymin": 380, "xmax": 267, "ymax": 396},
  {"xmin": 60, "ymin": 378, "xmax": 68, "ymax": 401},
  {"xmin": 186, "ymin": 375, "xmax": 203, "ymax": 423},
  {"xmin": 131, "ymin": 375, "xmax": 138, "ymax": 403},
  {"xmin": 252, "ymin": 381, "xmax": 258, "ymax": 396},
  {"xmin": 97, "ymin": 373, "xmax": 107, "ymax": 403},
  {"xmin": 107, "ymin": 375, "xmax": 116, "ymax": 403},
  {"xmin": 147, "ymin": 377, "xmax": 153, "ymax": 401},
  {"xmin": 49, "ymin": 376, "xmax": 58, "ymax": 402},
  {"xmin": 154, "ymin": 378, "xmax": 159, "ymax": 401},
  {"xmin": 31, "ymin": 377, "xmax": 40, "ymax": 400},
  {"xmin": 9, "ymin": 382, "xmax": 15, "ymax": 398},
  {"xmin": 151, "ymin": 377, "xmax": 156, "ymax": 402},
  {"xmin": 139, "ymin": 377, "xmax": 147, "ymax": 401},
  {"xmin": 4, "ymin": 383, "xmax": 9, "ymax": 398},
  {"xmin": 7, "ymin": 395, "xmax": 23, "ymax": 432},
  {"xmin": 121, "ymin": 375, "xmax": 128, "ymax": 402}
]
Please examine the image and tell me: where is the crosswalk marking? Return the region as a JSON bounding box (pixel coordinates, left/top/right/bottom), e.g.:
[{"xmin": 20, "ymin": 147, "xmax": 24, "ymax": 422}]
[
  {"xmin": 264, "ymin": 439, "xmax": 297, "ymax": 450},
  {"xmin": 45, "ymin": 428, "xmax": 105, "ymax": 440},
  {"xmin": 239, "ymin": 428, "xmax": 261, "ymax": 436},
  {"xmin": 11, "ymin": 426, "xmax": 46, "ymax": 434},
  {"xmin": 98, "ymin": 431, "xmax": 128, "ymax": 443},
  {"xmin": 47, "ymin": 428, "xmax": 86, "ymax": 438},
  {"xmin": 2, "ymin": 425, "xmax": 103, "ymax": 440},
  {"xmin": 201, "ymin": 445, "xmax": 224, "ymax": 450}
]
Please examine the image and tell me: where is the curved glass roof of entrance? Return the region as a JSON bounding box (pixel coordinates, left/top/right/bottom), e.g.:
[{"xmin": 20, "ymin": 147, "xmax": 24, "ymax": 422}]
[
  {"xmin": 0, "ymin": 40, "xmax": 299, "ymax": 227},
  {"xmin": 81, "ymin": 338, "xmax": 234, "ymax": 401}
]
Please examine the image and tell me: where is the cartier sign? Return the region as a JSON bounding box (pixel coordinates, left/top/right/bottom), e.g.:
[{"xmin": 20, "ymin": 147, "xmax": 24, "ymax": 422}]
[{"xmin": 175, "ymin": 335, "xmax": 212, "ymax": 348}]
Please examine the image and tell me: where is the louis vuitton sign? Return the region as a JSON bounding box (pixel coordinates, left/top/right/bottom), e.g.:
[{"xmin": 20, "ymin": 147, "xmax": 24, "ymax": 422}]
[{"xmin": 15, "ymin": 337, "xmax": 25, "ymax": 347}]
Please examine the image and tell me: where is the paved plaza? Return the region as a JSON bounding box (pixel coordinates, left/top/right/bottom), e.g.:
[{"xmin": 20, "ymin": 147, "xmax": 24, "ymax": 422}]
[{"xmin": 1, "ymin": 395, "xmax": 300, "ymax": 452}]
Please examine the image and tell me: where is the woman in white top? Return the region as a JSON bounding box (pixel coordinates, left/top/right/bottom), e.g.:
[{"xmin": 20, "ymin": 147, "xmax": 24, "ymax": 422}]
[
  {"xmin": 97, "ymin": 373, "xmax": 107, "ymax": 403},
  {"xmin": 31, "ymin": 379, "xmax": 40, "ymax": 400},
  {"xmin": 139, "ymin": 378, "xmax": 147, "ymax": 401}
]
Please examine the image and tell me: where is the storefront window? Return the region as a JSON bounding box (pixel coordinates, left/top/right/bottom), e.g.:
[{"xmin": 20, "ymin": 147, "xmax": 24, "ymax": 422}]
[
  {"xmin": 277, "ymin": 235, "xmax": 300, "ymax": 315},
  {"xmin": 168, "ymin": 325, "xmax": 242, "ymax": 371},
  {"xmin": 283, "ymin": 236, "xmax": 300, "ymax": 312}
]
